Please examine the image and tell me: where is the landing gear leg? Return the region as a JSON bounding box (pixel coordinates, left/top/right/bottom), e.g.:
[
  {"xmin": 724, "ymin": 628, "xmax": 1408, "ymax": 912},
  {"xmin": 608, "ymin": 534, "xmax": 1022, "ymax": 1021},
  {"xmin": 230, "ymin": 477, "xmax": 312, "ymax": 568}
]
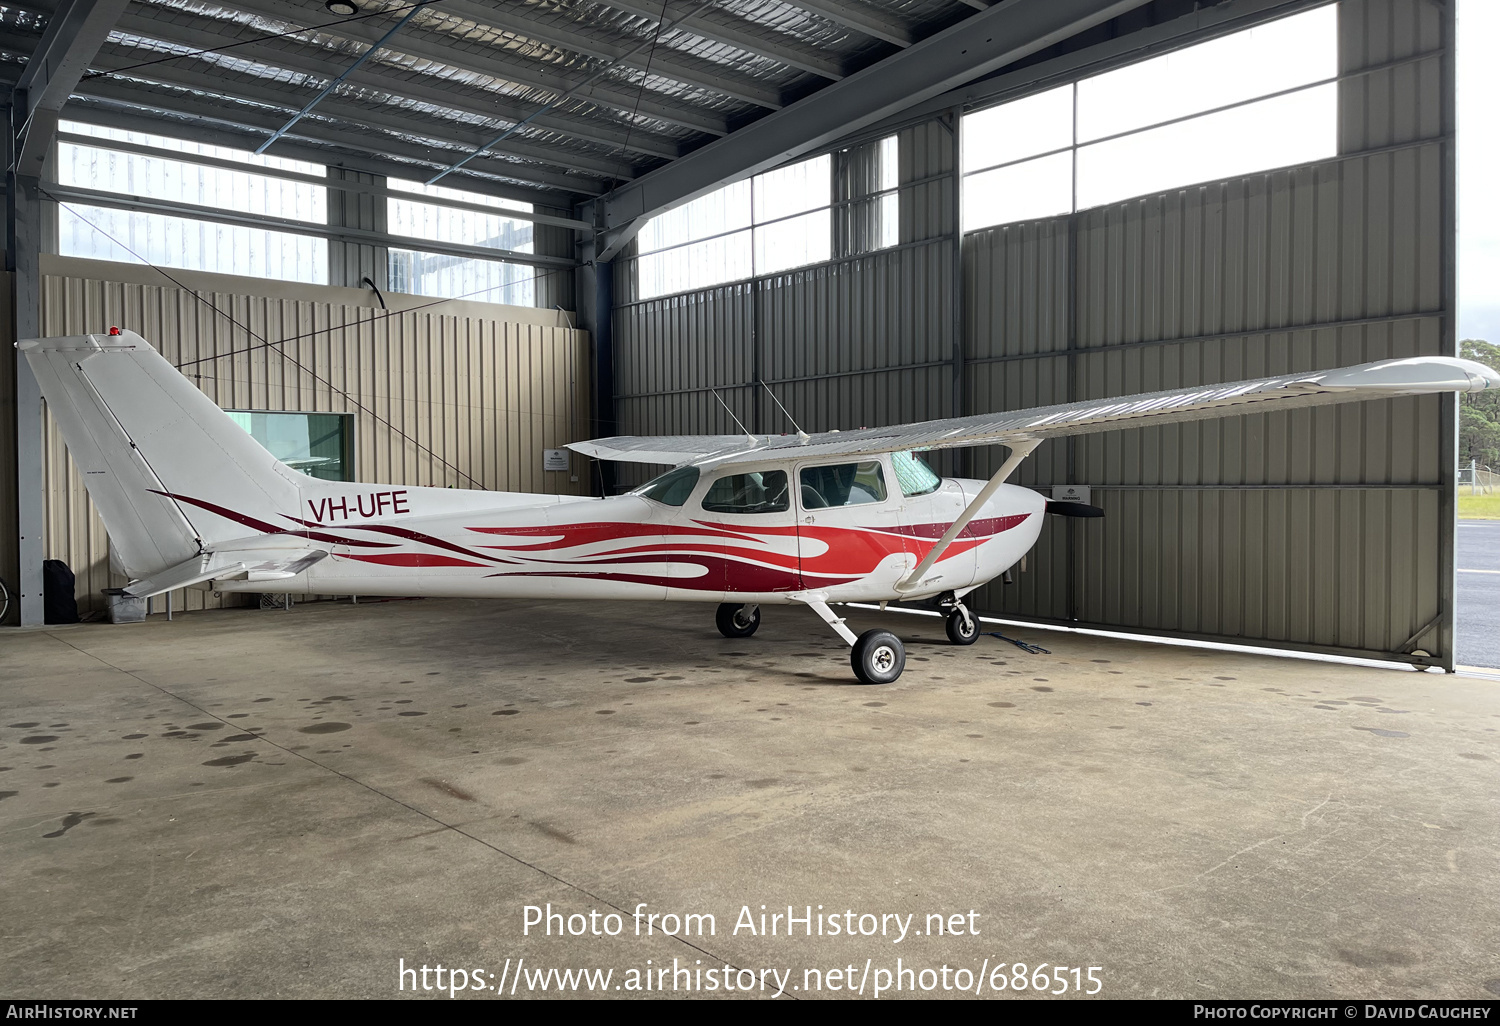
[
  {"xmin": 941, "ymin": 593, "xmax": 979, "ymax": 646},
  {"xmin": 716, "ymin": 602, "xmax": 761, "ymax": 638},
  {"xmin": 801, "ymin": 597, "xmax": 905, "ymax": 685}
]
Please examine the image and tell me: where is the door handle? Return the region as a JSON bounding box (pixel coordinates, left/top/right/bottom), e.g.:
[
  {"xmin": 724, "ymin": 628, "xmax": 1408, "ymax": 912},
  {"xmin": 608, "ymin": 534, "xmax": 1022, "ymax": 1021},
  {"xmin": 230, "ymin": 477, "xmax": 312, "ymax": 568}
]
[{"xmin": 803, "ymin": 517, "xmax": 815, "ymax": 524}]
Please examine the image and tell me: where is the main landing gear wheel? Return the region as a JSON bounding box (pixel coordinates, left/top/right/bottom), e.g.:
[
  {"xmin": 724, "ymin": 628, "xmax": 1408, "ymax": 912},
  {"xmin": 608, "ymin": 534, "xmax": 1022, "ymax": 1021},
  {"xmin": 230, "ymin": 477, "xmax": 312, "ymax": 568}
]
[
  {"xmin": 715, "ymin": 603, "xmax": 761, "ymax": 638},
  {"xmin": 851, "ymin": 629, "xmax": 905, "ymax": 685},
  {"xmin": 945, "ymin": 608, "xmax": 979, "ymax": 646}
]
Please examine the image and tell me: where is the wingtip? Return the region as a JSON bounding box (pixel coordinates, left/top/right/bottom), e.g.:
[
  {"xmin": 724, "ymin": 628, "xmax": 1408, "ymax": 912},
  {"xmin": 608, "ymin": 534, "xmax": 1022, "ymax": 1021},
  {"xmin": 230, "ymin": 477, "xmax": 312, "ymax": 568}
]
[{"xmin": 1465, "ymin": 361, "xmax": 1500, "ymax": 392}]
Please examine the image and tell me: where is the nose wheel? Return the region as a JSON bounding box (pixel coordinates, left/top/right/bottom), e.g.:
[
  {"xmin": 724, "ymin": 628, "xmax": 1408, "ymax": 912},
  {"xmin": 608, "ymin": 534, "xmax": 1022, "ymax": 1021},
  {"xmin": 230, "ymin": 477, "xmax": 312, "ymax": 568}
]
[
  {"xmin": 945, "ymin": 607, "xmax": 979, "ymax": 645},
  {"xmin": 939, "ymin": 593, "xmax": 979, "ymax": 646}
]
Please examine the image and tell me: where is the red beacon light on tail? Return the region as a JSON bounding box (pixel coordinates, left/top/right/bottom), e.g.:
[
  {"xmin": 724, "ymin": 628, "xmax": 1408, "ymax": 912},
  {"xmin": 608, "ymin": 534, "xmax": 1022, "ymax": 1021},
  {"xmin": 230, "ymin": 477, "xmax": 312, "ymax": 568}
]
[{"xmin": 107, "ymin": 326, "xmax": 121, "ymax": 336}]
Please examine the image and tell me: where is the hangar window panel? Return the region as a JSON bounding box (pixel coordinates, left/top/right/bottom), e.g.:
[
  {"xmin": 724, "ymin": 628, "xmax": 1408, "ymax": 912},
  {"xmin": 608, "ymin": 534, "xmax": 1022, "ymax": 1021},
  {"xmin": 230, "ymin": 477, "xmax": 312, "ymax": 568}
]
[
  {"xmin": 58, "ymin": 204, "xmax": 329, "ymax": 285},
  {"xmin": 754, "ymin": 154, "xmax": 832, "ymax": 222},
  {"xmin": 387, "ymin": 178, "xmax": 534, "ymax": 253},
  {"xmin": 962, "ymin": 152, "xmax": 1073, "ymax": 232},
  {"xmin": 636, "ymin": 232, "xmax": 755, "ymax": 298},
  {"xmin": 59, "ymin": 121, "xmax": 324, "ymax": 177},
  {"xmin": 54, "ymin": 122, "xmax": 327, "ymax": 282},
  {"xmin": 1075, "ymin": 6, "xmax": 1337, "ymax": 143},
  {"xmin": 226, "ymin": 411, "xmax": 353, "ymax": 482},
  {"xmin": 962, "ymin": 85, "xmax": 1073, "ymax": 175},
  {"xmin": 880, "ymin": 135, "xmax": 899, "ymax": 250},
  {"xmin": 835, "ymin": 135, "xmax": 901, "ymax": 257},
  {"xmin": 1074, "ymin": 84, "xmax": 1338, "ymax": 210},
  {"xmin": 755, "ymin": 209, "xmax": 833, "ymax": 276},
  {"xmin": 961, "ymin": 6, "xmax": 1338, "ymax": 233},
  {"xmin": 637, "ymin": 180, "xmax": 753, "ymax": 254},
  {"xmin": 636, "ymin": 151, "xmax": 856, "ymax": 299},
  {"xmin": 57, "ymin": 143, "xmax": 327, "ymax": 224},
  {"xmin": 388, "ymin": 248, "xmax": 535, "ymax": 304}
]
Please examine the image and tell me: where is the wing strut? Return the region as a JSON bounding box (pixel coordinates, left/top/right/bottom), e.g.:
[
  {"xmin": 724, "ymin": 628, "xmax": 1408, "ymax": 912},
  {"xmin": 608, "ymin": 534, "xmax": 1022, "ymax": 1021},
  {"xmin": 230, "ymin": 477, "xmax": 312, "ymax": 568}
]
[{"xmin": 895, "ymin": 438, "xmax": 1040, "ymax": 594}]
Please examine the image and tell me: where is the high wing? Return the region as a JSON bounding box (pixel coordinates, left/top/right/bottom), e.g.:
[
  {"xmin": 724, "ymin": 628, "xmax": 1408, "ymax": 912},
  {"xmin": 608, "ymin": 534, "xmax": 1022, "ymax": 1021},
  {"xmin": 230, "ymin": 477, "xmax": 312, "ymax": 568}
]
[
  {"xmin": 570, "ymin": 356, "xmax": 1500, "ymax": 467},
  {"xmin": 566, "ymin": 434, "xmax": 763, "ymax": 466}
]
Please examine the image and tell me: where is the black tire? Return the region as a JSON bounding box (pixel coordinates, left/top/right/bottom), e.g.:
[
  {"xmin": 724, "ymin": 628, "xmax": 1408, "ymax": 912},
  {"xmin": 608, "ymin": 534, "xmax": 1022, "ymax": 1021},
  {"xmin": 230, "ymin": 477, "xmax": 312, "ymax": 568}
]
[
  {"xmin": 715, "ymin": 603, "xmax": 761, "ymax": 638},
  {"xmin": 945, "ymin": 608, "xmax": 979, "ymax": 645},
  {"xmin": 851, "ymin": 629, "xmax": 905, "ymax": 685}
]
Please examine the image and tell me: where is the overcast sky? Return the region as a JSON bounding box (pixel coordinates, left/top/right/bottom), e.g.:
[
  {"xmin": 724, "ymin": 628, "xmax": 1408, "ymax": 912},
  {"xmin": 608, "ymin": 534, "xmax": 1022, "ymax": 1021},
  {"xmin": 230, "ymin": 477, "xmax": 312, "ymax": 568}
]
[{"xmin": 1459, "ymin": 0, "xmax": 1499, "ymax": 343}]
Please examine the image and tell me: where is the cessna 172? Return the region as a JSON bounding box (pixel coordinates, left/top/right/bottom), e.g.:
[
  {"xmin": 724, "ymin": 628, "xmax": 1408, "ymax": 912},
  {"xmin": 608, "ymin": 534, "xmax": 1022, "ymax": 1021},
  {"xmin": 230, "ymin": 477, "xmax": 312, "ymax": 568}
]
[{"xmin": 20, "ymin": 330, "xmax": 1500, "ymax": 684}]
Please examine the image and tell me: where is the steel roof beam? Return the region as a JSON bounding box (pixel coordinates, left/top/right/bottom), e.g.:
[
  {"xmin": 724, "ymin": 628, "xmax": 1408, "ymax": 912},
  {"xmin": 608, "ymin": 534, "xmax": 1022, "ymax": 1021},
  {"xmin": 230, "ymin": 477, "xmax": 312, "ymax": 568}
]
[
  {"xmin": 601, "ymin": 0, "xmax": 844, "ymax": 80},
  {"xmin": 83, "ymin": 50, "xmax": 638, "ymax": 182},
  {"xmin": 107, "ymin": 14, "xmax": 686, "ymax": 159},
  {"xmin": 776, "ymin": 0, "xmax": 914, "ymax": 48},
  {"xmin": 10, "ymin": 0, "xmax": 131, "ymax": 175},
  {"xmin": 591, "ymin": 0, "xmax": 1155, "ymax": 256},
  {"xmin": 71, "ymin": 77, "xmax": 609, "ymax": 195},
  {"xmin": 254, "ymin": 0, "xmax": 422, "ymax": 155},
  {"xmin": 171, "ymin": 0, "xmax": 732, "ymax": 136},
  {"xmin": 44, "ymin": 182, "xmax": 579, "ymax": 267}
]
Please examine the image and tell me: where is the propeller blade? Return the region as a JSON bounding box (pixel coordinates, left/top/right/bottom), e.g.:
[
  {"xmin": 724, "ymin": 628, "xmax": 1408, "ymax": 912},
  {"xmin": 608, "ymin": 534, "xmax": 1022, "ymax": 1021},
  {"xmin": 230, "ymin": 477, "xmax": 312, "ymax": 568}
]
[{"xmin": 1046, "ymin": 500, "xmax": 1105, "ymax": 518}]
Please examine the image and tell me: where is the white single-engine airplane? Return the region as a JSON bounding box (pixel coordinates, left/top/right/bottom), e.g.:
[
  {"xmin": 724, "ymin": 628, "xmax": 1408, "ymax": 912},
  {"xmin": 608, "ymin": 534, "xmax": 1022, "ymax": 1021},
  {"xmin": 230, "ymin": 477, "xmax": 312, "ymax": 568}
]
[{"xmin": 21, "ymin": 330, "xmax": 1500, "ymax": 683}]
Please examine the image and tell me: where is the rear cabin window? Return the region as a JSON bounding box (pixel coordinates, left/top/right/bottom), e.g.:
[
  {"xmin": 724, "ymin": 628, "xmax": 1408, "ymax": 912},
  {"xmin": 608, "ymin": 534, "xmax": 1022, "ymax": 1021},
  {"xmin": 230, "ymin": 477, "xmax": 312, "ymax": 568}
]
[
  {"xmin": 635, "ymin": 465, "xmax": 700, "ymax": 506},
  {"xmin": 701, "ymin": 470, "xmax": 790, "ymax": 514},
  {"xmin": 800, "ymin": 461, "xmax": 888, "ymax": 508},
  {"xmin": 892, "ymin": 450, "xmax": 941, "ymax": 496}
]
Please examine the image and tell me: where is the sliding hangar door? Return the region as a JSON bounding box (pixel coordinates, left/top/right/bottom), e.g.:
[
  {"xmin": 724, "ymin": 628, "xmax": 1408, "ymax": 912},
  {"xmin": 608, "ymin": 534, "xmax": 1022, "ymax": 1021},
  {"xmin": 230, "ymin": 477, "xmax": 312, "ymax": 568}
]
[{"xmin": 609, "ymin": 0, "xmax": 1458, "ymax": 668}]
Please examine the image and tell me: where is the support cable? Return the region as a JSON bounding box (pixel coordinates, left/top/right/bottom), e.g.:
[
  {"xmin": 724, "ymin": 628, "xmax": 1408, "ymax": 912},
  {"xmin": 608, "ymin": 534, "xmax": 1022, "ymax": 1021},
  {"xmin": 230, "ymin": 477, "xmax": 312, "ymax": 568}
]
[{"xmin": 45, "ymin": 194, "xmax": 597, "ymax": 488}]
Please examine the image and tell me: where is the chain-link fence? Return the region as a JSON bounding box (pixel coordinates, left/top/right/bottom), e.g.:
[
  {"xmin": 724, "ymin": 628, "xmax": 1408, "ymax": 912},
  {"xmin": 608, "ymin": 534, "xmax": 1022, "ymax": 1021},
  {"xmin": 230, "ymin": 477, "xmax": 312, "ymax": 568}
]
[{"xmin": 1458, "ymin": 462, "xmax": 1499, "ymax": 494}]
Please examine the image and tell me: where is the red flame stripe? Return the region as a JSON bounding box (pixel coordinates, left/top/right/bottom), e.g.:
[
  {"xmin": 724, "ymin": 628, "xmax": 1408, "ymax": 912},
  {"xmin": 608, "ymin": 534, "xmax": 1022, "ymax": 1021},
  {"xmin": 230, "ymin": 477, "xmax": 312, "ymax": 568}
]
[{"xmin": 151, "ymin": 491, "xmax": 399, "ymax": 548}]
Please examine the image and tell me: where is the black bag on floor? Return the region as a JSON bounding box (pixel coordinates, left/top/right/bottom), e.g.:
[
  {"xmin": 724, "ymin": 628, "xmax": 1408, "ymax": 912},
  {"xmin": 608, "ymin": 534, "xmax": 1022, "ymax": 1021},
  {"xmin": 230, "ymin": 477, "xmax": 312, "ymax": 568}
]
[{"xmin": 43, "ymin": 559, "xmax": 80, "ymax": 625}]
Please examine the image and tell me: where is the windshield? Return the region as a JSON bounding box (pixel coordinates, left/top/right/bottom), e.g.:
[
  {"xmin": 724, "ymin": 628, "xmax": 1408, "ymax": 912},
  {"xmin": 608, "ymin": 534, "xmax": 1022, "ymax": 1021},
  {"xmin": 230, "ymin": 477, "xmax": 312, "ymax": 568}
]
[
  {"xmin": 631, "ymin": 465, "xmax": 700, "ymax": 506},
  {"xmin": 892, "ymin": 450, "xmax": 941, "ymax": 496}
]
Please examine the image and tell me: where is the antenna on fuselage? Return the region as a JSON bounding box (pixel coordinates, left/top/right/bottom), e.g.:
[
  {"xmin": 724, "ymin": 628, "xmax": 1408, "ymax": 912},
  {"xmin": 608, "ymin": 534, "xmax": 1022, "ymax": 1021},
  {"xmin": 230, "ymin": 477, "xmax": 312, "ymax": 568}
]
[
  {"xmin": 759, "ymin": 380, "xmax": 810, "ymax": 442},
  {"xmin": 711, "ymin": 388, "xmax": 757, "ymax": 445}
]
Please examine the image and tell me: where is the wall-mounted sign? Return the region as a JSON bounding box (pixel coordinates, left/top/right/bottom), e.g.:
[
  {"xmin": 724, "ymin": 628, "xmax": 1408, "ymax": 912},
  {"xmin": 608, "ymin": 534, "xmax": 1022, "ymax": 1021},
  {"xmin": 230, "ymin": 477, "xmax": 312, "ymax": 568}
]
[
  {"xmin": 543, "ymin": 449, "xmax": 570, "ymax": 472},
  {"xmin": 1052, "ymin": 484, "xmax": 1091, "ymax": 504}
]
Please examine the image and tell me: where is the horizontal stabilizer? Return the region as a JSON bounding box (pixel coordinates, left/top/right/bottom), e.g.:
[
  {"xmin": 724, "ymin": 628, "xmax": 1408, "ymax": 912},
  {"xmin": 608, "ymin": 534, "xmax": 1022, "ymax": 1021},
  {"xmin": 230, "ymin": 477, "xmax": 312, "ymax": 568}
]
[
  {"xmin": 123, "ymin": 554, "xmax": 246, "ymax": 599},
  {"xmin": 121, "ymin": 549, "xmax": 328, "ymax": 597},
  {"xmin": 571, "ymin": 356, "xmax": 1500, "ymax": 467}
]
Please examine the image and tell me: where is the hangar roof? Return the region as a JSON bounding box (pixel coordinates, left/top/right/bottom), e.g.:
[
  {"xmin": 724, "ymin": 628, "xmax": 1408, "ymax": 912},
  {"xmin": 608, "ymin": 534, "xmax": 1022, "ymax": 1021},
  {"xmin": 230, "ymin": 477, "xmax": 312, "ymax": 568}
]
[{"xmin": 2, "ymin": 0, "xmax": 1261, "ymax": 212}]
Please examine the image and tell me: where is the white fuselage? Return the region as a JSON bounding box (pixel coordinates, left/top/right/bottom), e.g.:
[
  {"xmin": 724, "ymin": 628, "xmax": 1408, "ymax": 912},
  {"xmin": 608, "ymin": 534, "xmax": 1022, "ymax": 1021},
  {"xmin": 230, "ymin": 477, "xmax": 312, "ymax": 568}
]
[{"xmin": 204, "ymin": 454, "xmax": 1046, "ymax": 605}]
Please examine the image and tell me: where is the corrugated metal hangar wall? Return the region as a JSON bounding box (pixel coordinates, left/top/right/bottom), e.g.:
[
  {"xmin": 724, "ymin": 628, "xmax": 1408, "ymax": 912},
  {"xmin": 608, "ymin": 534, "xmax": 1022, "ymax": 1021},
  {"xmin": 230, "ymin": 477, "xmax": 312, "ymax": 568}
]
[
  {"xmin": 24, "ymin": 256, "xmax": 591, "ymax": 618},
  {"xmin": 610, "ymin": 0, "xmax": 1458, "ymax": 668}
]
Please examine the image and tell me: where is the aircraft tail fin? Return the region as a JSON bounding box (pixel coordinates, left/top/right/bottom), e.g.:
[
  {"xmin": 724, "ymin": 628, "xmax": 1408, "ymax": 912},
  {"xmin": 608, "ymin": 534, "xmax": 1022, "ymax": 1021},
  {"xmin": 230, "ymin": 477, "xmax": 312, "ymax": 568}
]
[{"xmin": 19, "ymin": 330, "xmax": 303, "ymax": 580}]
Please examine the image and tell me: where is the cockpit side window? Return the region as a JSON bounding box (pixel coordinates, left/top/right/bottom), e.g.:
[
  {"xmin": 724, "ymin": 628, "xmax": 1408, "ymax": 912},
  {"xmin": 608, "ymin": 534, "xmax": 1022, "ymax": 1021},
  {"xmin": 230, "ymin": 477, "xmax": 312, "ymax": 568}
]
[
  {"xmin": 892, "ymin": 450, "xmax": 941, "ymax": 497},
  {"xmin": 799, "ymin": 461, "xmax": 888, "ymax": 509},
  {"xmin": 700, "ymin": 470, "xmax": 790, "ymax": 514},
  {"xmin": 633, "ymin": 465, "xmax": 700, "ymax": 506}
]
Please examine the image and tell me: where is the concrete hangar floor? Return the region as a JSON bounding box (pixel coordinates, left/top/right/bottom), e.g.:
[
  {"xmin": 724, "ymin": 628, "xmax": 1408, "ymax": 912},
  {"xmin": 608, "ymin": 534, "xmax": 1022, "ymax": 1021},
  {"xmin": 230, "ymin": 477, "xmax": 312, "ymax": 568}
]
[{"xmin": 3, "ymin": 597, "xmax": 1498, "ymax": 1000}]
